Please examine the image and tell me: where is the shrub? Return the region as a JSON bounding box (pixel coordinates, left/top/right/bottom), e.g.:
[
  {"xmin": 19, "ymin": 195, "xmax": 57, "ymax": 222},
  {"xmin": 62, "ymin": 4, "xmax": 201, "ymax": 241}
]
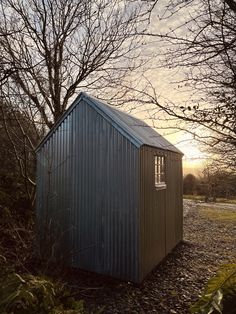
[
  {"xmin": 0, "ymin": 205, "xmax": 34, "ymax": 269},
  {"xmin": 0, "ymin": 255, "xmax": 84, "ymax": 314},
  {"xmin": 191, "ymin": 264, "xmax": 236, "ymax": 314}
]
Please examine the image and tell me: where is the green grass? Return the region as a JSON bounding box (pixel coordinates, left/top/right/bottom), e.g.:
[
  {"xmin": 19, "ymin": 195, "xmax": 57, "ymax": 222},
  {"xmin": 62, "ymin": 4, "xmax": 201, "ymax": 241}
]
[{"xmin": 200, "ymin": 207, "xmax": 236, "ymax": 223}]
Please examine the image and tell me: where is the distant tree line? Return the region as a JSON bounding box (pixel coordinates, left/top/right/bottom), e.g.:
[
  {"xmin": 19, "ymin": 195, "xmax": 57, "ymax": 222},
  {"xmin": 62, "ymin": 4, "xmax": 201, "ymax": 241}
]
[{"xmin": 183, "ymin": 164, "xmax": 236, "ymax": 201}]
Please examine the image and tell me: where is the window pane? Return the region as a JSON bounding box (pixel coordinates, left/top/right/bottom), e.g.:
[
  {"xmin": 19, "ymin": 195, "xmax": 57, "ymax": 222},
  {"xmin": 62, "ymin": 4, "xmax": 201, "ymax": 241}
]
[{"xmin": 154, "ymin": 155, "xmax": 166, "ymax": 188}]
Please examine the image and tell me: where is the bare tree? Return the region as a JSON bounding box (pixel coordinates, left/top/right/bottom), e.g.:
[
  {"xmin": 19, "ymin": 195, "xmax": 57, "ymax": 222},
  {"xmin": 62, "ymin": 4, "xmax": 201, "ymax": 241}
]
[
  {"xmin": 0, "ymin": 0, "xmax": 158, "ymax": 205},
  {"xmin": 0, "ymin": 0, "xmax": 156, "ymax": 127},
  {"xmin": 0, "ymin": 101, "xmax": 40, "ymax": 207},
  {"xmin": 140, "ymin": 0, "xmax": 236, "ymax": 170},
  {"xmin": 202, "ymin": 160, "xmax": 236, "ymax": 200}
]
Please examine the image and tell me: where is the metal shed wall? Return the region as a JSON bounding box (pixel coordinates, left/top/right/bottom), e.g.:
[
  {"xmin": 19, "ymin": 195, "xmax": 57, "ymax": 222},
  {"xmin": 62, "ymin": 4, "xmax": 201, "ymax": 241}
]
[
  {"xmin": 36, "ymin": 100, "xmax": 140, "ymax": 282},
  {"xmin": 36, "ymin": 112, "xmax": 73, "ymax": 261},
  {"xmin": 139, "ymin": 146, "xmax": 183, "ymax": 280}
]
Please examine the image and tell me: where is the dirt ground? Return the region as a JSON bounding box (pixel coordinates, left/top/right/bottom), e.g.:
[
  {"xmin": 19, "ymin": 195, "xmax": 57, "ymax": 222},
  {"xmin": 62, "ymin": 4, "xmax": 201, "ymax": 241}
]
[{"xmin": 68, "ymin": 200, "xmax": 236, "ymax": 314}]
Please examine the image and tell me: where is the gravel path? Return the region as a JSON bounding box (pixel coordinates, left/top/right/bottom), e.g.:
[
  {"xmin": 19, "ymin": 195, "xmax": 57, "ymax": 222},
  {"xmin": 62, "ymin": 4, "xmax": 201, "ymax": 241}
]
[{"xmin": 68, "ymin": 200, "xmax": 236, "ymax": 314}]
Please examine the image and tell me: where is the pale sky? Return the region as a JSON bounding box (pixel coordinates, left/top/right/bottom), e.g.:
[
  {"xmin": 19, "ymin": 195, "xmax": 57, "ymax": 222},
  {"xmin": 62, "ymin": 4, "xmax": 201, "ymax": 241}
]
[
  {"xmin": 133, "ymin": 1, "xmax": 208, "ymax": 176},
  {"xmin": 91, "ymin": 0, "xmax": 208, "ymax": 176},
  {"xmin": 121, "ymin": 64, "xmax": 207, "ymax": 176}
]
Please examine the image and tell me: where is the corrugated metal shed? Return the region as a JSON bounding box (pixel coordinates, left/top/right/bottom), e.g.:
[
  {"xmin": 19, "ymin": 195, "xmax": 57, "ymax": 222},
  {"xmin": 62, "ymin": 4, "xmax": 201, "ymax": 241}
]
[
  {"xmin": 36, "ymin": 92, "xmax": 182, "ymax": 154},
  {"xmin": 36, "ymin": 92, "xmax": 183, "ymax": 283}
]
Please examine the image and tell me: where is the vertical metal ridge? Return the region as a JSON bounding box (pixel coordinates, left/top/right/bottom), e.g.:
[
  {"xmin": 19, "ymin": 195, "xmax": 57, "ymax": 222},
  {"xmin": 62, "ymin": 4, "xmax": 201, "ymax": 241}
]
[{"xmin": 139, "ymin": 147, "xmax": 183, "ymax": 279}]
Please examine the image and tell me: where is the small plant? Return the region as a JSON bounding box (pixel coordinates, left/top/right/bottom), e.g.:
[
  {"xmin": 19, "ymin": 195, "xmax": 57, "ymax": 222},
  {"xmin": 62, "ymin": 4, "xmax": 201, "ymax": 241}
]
[
  {"xmin": 0, "ymin": 255, "xmax": 84, "ymax": 314},
  {"xmin": 191, "ymin": 264, "xmax": 236, "ymax": 314}
]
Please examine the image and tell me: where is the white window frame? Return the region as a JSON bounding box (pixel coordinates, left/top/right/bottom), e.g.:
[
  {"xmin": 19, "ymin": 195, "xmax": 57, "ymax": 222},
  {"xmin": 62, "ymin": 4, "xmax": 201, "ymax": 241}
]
[{"xmin": 154, "ymin": 155, "xmax": 166, "ymax": 190}]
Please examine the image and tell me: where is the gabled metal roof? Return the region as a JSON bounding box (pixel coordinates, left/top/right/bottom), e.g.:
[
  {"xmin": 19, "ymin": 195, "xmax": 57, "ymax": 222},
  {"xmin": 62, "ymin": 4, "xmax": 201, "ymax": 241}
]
[{"xmin": 36, "ymin": 92, "xmax": 182, "ymax": 154}]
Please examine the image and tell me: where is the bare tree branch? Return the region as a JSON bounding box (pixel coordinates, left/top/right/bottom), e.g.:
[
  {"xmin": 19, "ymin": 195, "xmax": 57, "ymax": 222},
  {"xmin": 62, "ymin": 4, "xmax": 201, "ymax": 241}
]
[{"xmin": 141, "ymin": 0, "xmax": 236, "ymax": 170}]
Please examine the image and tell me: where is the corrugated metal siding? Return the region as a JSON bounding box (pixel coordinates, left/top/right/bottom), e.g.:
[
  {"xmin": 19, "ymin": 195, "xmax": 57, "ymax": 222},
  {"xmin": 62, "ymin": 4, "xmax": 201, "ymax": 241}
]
[
  {"xmin": 166, "ymin": 152, "xmax": 183, "ymax": 254},
  {"xmin": 85, "ymin": 95, "xmax": 181, "ymax": 154},
  {"xmin": 36, "ymin": 92, "xmax": 182, "ymax": 155},
  {"xmin": 139, "ymin": 146, "xmax": 183, "ymax": 280},
  {"xmin": 175, "ymin": 155, "xmax": 183, "ymax": 243},
  {"xmin": 36, "ymin": 113, "xmax": 73, "ymax": 263},
  {"xmin": 36, "ymin": 100, "xmax": 139, "ymax": 282}
]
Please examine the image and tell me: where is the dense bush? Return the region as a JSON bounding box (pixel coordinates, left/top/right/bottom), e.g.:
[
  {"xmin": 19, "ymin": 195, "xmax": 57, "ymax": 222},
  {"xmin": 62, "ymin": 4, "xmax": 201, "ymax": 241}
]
[{"xmin": 183, "ymin": 174, "xmax": 198, "ymax": 195}]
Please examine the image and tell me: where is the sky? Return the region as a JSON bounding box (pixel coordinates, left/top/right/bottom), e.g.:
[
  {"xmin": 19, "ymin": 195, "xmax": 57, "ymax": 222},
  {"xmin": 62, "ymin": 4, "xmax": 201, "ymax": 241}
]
[
  {"xmin": 128, "ymin": 1, "xmax": 208, "ymax": 176},
  {"xmin": 124, "ymin": 64, "xmax": 208, "ymax": 176},
  {"xmin": 134, "ymin": 107, "xmax": 207, "ymax": 176}
]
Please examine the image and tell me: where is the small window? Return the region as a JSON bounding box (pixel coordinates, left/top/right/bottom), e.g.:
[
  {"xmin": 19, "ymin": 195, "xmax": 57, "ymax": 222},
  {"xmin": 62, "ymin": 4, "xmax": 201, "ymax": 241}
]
[{"xmin": 154, "ymin": 156, "xmax": 166, "ymax": 189}]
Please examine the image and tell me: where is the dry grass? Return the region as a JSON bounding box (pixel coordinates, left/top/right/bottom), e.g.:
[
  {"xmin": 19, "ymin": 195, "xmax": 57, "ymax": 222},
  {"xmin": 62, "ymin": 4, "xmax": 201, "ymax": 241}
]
[
  {"xmin": 184, "ymin": 195, "xmax": 236, "ymax": 204},
  {"xmin": 200, "ymin": 207, "xmax": 236, "ymax": 223},
  {"xmin": 217, "ymin": 198, "xmax": 236, "ymax": 204},
  {"xmin": 183, "ymin": 195, "xmax": 205, "ymax": 201}
]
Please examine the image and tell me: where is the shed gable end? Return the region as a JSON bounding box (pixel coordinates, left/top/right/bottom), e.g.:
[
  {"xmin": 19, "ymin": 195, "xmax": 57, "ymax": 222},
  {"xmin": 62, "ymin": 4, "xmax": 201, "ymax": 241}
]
[{"xmin": 37, "ymin": 99, "xmax": 140, "ymax": 281}]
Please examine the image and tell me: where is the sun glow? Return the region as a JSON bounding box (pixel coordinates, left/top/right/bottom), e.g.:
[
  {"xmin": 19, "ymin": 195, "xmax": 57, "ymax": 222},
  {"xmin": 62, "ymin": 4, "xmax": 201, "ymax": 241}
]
[
  {"xmin": 165, "ymin": 132, "xmax": 207, "ymax": 176},
  {"xmin": 131, "ymin": 107, "xmax": 207, "ymax": 176}
]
